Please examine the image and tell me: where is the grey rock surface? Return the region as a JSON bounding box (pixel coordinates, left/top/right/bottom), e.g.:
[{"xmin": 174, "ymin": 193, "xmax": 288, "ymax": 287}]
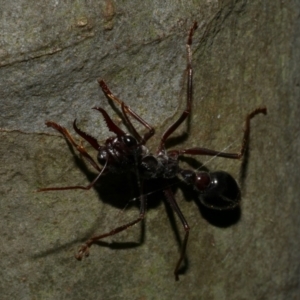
[{"xmin": 0, "ymin": 1, "xmax": 299, "ymax": 299}]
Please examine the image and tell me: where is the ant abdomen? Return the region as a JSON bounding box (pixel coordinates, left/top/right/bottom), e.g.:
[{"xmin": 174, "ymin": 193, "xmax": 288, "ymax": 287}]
[
  {"xmin": 181, "ymin": 170, "xmax": 240, "ymax": 210},
  {"xmin": 199, "ymin": 171, "xmax": 241, "ymax": 210}
]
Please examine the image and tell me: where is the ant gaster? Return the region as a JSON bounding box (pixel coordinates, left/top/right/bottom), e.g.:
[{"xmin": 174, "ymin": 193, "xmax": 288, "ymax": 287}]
[{"xmin": 38, "ymin": 22, "xmax": 267, "ymax": 281}]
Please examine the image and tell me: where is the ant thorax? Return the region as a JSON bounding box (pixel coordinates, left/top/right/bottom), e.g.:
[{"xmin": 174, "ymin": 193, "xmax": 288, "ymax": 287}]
[{"xmin": 140, "ymin": 151, "xmax": 179, "ymax": 179}]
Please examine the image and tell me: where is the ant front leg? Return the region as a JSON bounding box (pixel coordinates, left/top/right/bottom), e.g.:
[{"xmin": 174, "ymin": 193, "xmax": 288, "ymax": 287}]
[
  {"xmin": 37, "ymin": 121, "xmax": 105, "ymax": 192},
  {"xmin": 45, "ymin": 121, "xmax": 101, "ymax": 171},
  {"xmin": 98, "ymin": 79, "xmax": 154, "ymax": 144}
]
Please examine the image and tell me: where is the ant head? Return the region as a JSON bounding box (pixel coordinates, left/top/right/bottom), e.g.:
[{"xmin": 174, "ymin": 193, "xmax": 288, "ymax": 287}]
[{"xmin": 97, "ymin": 134, "xmax": 141, "ymax": 168}]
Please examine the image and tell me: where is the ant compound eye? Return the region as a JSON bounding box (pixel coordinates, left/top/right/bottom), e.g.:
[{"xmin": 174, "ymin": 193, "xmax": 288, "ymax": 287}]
[
  {"xmin": 97, "ymin": 149, "xmax": 108, "ymax": 165},
  {"xmin": 121, "ymin": 135, "xmax": 138, "ymax": 147}
]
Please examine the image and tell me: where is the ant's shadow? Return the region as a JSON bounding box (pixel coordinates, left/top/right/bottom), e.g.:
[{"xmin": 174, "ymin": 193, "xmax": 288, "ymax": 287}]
[
  {"xmin": 76, "ymin": 153, "xmax": 241, "ymax": 281},
  {"xmin": 88, "ymin": 159, "xmax": 241, "ymax": 229},
  {"xmin": 34, "ymin": 139, "xmax": 243, "ymax": 279},
  {"xmin": 72, "ymin": 149, "xmax": 242, "ymax": 242}
]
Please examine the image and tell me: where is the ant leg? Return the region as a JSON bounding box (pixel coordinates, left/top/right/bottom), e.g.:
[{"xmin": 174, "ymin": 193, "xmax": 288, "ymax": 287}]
[
  {"xmin": 164, "ymin": 187, "xmax": 190, "ymax": 281},
  {"xmin": 37, "ymin": 159, "xmax": 107, "ymax": 192},
  {"xmin": 158, "ymin": 22, "xmax": 198, "ymax": 152},
  {"xmin": 45, "ymin": 121, "xmax": 101, "ymax": 171},
  {"xmin": 120, "ymin": 102, "xmax": 141, "ymax": 141},
  {"xmin": 75, "ymin": 182, "xmax": 146, "ymax": 260},
  {"xmin": 37, "ymin": 122, "xmax": 106, "ymax": 192},
  {"xmin": 98, "ymin": 79, "xmax": 154, "ymax": 143},
  {"xmin": 171, "ymin": 107, "xmax": 267, "ymax": 159}
]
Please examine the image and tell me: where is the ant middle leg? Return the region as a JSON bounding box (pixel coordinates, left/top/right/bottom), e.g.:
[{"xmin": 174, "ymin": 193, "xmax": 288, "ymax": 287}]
[{"xmin": 172, "ymin": 107, "xmax": 267, "ymax": 160}]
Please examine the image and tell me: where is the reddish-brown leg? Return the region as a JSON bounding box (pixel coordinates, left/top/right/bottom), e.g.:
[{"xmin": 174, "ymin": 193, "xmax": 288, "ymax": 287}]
[
  {"xmin": 158, "ymin": 21, "xmax": 198, "ymax": 153},
  {"xmin": 37, "ymin": 162, "xmax": 107, "ymax": 192},
  {"xmin": 164, "ymin": 188, "xmax": 190, "ymax": 281},
  {"xmin": 37, "ymin": 121, "xmax": 105, "ymax": 192},
  {"xmin": 171, "ymin": 107, "xmax": 267, "ymax": 159},
  {"xmin": 76, "ymin": 211, "xmax": 146, "ymax": 260},
  {"xmin": 120, "ymin": 102, "xmax": 141, "ymax": 141},
  {"xmin": 45, "ymin": 121, "xmax": 101, "ymax": 171},
  {"xmin": 98, "ymin": 79, "xmax": 155, "ymax": 144},
  {"xmin": 76, "ymin": 180, "xmax": 146, "ymax": 260},
  {"xmin": 152, "ymin": 22, "xmax": 197, "ymax": 281}
]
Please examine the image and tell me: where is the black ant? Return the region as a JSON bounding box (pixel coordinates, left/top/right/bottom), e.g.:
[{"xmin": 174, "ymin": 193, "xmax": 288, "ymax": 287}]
[{"xmin": 38, "ymin": 22, "xmax": 267, "ymax": 281}]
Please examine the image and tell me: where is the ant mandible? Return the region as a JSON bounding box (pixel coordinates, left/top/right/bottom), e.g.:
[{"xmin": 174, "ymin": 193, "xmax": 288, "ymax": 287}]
[{"xmin": 38, "ymin": 22, "xmax": 267, "ymax": 281}]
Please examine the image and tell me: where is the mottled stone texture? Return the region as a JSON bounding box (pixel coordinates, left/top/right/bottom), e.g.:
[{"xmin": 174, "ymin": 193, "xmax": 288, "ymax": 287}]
[{"xmin": 0, "ymin": 1, "xmax": 299, "ymax": 299}]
